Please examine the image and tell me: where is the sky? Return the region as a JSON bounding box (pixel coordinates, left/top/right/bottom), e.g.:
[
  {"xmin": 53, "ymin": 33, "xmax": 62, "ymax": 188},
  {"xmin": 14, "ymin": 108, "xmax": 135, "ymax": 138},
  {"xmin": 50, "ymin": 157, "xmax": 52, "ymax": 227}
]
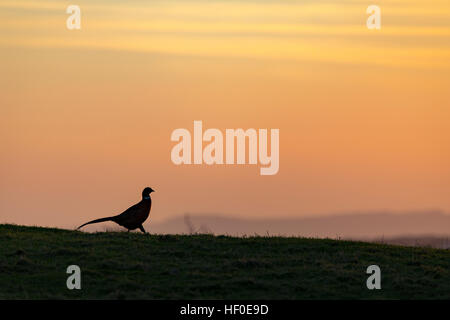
[{"xmin": 0, "ymin": 0, "xmax": 449, "ymax": 230}]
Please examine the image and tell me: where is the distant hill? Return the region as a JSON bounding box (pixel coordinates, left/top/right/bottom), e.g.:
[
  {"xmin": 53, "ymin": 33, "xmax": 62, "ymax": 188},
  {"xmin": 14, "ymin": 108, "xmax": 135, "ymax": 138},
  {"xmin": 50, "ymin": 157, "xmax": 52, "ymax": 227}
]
[
  {"xmin": 150, "ymin": 211, "xmax": 450, "ymax": 239},
  {"xmin": 1, "ymin": 224, "xmax": 449, "ymax": 299}
]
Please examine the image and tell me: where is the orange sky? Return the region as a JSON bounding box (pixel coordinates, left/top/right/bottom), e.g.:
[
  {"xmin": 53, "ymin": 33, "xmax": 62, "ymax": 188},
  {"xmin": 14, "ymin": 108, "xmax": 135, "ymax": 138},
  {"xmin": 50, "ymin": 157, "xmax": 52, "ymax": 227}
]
[{"xmin": 1, "ymin": 0, "xmax": 449, "ymax": 230}]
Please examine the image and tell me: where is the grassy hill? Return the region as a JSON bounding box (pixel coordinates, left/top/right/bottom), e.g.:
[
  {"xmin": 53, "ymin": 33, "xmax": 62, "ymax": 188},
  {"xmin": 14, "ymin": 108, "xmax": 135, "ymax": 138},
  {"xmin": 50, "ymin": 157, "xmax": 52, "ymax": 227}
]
[{"xmin": 0, "ymin": 224, "xmax": 449, "ymax": 299}]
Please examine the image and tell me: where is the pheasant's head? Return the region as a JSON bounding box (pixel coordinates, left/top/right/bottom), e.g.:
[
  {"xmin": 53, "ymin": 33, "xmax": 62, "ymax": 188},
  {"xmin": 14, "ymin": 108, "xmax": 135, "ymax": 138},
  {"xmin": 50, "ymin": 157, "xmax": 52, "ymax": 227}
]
[{"xmin": 142, "ymin": 187, "xmax": 155, "ymax": 199}]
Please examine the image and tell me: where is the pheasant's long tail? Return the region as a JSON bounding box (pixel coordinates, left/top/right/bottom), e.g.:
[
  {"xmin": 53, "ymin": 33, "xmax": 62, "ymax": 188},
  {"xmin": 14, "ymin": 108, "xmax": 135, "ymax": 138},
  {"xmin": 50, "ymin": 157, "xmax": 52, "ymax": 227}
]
[{"xmin": 77, "ymin": 216, "xmax": 117, "ymax": 230}]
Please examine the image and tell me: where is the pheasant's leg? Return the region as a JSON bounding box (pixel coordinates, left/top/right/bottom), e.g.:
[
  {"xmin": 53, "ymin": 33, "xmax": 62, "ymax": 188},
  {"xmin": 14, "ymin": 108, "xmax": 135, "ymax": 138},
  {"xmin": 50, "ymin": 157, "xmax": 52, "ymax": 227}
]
[{"xmin": 139, "ymin": 225, "xmax": 146, "ymax": 234}]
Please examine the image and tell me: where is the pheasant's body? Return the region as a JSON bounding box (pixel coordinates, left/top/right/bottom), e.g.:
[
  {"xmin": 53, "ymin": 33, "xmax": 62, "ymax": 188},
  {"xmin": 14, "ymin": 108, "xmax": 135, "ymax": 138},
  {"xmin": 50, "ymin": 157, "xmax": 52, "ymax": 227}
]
[
  {"xmin": 113, "ymin": 197, "xmax": 151, "ymax": 230},
  {"xmin": 77, "ymin": 187, "xmax": 155, "ymax": 233}
]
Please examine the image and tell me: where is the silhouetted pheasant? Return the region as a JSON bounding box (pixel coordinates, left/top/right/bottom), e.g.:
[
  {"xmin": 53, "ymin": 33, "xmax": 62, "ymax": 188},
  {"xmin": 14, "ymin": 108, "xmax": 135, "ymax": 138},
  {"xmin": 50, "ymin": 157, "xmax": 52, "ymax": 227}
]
[{"xmin": 77, "ymin": 187, "xmax": 155, "ymax": 233}]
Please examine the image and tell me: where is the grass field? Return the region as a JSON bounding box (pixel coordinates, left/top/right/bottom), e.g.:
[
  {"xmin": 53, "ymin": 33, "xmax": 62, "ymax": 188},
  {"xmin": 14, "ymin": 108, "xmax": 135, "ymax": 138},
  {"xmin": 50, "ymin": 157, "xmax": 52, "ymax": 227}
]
[{"xmin": 0, "ymin": 224, "xmax": 449, "ymax": 299}]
